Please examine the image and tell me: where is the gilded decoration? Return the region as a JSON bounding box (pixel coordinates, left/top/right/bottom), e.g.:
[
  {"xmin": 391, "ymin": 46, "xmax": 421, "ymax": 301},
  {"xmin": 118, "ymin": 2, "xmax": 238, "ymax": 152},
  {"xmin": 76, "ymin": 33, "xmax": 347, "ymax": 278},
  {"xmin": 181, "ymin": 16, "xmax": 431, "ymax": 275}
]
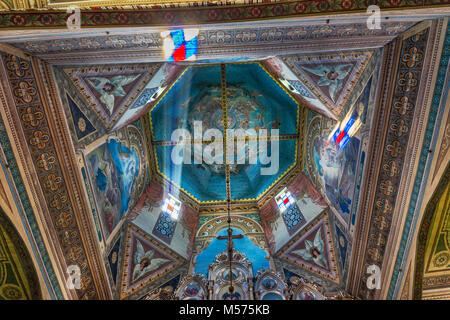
[
  {"xmin": 0, "ymin": 53, "xmax": 99, "ymax": 299},
  {"xmin": 359, "ymin": 26, "xmax": 430, "ymax": 299}
]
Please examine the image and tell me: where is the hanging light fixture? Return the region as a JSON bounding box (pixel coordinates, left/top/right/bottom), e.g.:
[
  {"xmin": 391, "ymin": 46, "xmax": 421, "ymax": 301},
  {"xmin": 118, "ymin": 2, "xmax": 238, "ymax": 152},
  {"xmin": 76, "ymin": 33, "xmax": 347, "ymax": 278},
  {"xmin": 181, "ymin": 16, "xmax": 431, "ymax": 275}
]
[{"xmin": 226, "ymin": 198, "xmax": 234, "ymax": 294}]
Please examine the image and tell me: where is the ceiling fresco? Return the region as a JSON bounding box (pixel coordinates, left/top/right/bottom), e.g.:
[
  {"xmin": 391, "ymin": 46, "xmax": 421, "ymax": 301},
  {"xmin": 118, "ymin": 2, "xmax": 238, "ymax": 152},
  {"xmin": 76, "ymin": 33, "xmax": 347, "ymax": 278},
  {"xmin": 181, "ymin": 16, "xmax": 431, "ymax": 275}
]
[
  {"xmin": 85, "ymin": 123, "xmax": 149, "ymax": 240},
  {"xmin": 281, "ymin": 51, "xmax": 373, "ymax": 117},
  {"xmin": 277, "ymin": 210, "xmax": 340, "ymax": 285},
  {"xmin": 0, "ymin": 1, "xmax": 448, "ymax": 302},
  {"xmin": 35, "ymin": 46, "xmax": 382, "ymax": 300},
  {"xmin": 50, "ymin": 52, "xmax": 377, "ymax": 298},
  {"xmin": 304, "ymin": 71, "xmax": 376, "ymax": 226},
  {"xmin": 32, "ymin": 39, "xmax": 385, "ymax": 298},
  {"xmin": 119, "ymin": 222, "xmax": 185, "ymax": 299},
  {"xmin": 64, "ymin": 63, "xmax": 162, "ymax": 130},
  {"xmin": 150, "ymin": 62, "xmax": 300, "ymax": 203}
]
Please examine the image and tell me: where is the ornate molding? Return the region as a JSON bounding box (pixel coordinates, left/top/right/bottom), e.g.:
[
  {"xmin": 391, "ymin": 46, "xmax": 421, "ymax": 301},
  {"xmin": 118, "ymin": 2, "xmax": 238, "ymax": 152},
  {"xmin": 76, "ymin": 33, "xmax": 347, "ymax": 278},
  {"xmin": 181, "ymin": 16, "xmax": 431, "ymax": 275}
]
[
  {"xmin": 347, "ymin": 38, "xmax": 399, "ymax": 296},
  {"xmin": 0, "ymin": 52, "xmax": 110, "ymax": 299},
  {"xmin": 381, "ymin": 18, "xmax": 447, "ymax": 299},
  {"xmin": 0, "ymin": 53, "xmax": 71, "ymax": 299},
  {"xmin": 2, "ymin": 21, "xmax": 416, "ymax": 65},
  {"xmin": 350, "ymin": 20, "xmax": 442, "ymax": 300},
  {"xmin": 36, "ymin": 58, "xmax": 112, "ymax": 299},
  {"xmin": 387, "ymin": 19, "xmax": 449, "ymax": 299},
  {"xmin": 0, "ymin": 3, "xmax": 449, "ymax": 28}
]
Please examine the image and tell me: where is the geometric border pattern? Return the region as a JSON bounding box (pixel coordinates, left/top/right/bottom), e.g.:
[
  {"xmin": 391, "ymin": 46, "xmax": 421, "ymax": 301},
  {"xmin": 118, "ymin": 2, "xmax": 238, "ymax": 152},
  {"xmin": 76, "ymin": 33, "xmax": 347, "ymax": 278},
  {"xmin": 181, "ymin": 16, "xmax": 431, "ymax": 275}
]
[
  {"xmin": 0, "ymin": 3, "xmax": 448, "ymax": 28},
  {"xmin": 0, "ymin": 115, "xmax": 63, "ymax": 299},
  {"xmin": 0, "ymin": 53, "xmax": 98, "ymax": 299},
  {"xmin": 6, "ymin": 23, "xmax": 416, "ymax": 57},
  {"xmin": 358, "ymin": 26, "xmax": 430, "ymax": 299}
]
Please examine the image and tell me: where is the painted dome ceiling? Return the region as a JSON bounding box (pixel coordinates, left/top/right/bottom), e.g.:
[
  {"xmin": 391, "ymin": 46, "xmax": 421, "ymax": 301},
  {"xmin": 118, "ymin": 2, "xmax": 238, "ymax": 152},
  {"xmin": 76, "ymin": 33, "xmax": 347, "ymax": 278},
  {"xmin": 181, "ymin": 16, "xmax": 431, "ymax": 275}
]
[
  {"xmin": 46, "ymin": 46, "xmax": 380, "ymax": 299},
  {"xmin": 1, "ymin": 8, "xmax": 448, "ymax": 302},
  {"xmin": 149, "ymin": 63, "xmax": 300, "ymax": 202}
]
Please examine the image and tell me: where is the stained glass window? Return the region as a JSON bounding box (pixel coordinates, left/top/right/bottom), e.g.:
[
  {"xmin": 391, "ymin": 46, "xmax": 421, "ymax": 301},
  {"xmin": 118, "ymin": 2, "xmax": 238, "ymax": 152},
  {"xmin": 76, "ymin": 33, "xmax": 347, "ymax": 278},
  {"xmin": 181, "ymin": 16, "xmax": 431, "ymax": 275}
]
[
  {"xmin": 328, "ymin": 108, "xmax": 362, "ymax": 150},
  {"xmin": 275, "ymin": 188, "xmax": 295, "ymax": 213},
  {"xmin": 161, "ymin": 29, "xmax": 198, "ymax": 62},
  {"xmin": 162, "ymin": 194, "xmax": 181, "ymax": 220},
  {"xmin": 153, "ymin": 194, "xmax": 181, "ymax": 244}
]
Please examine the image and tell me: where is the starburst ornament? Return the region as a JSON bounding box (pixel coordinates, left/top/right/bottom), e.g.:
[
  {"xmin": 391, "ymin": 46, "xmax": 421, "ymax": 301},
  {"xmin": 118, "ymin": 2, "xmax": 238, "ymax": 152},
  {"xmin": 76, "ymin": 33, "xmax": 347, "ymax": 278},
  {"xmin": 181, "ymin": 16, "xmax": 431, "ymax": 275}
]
[
  {"xmin": 301, "ymin": 64, "xmax": 352, "ymax": 102},
  {"xmin": 87, "ymin": 75, "xmax": 139, "ymax": 114},
  {"xmin": 292, "ymin": 228, "xmax": 328, "ymax": 269}
]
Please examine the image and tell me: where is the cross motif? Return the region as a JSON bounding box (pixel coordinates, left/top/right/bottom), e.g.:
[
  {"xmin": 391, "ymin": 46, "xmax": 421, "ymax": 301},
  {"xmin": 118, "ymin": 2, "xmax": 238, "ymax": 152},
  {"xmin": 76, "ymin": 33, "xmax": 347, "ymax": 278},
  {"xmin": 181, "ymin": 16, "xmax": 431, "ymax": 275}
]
[
  {"xmin": 217, "ymin": 227, "xmax": 243, "ymax": 262},
  {"xmin": 217, "ymin": 227, "xmax": 243, "ymax": 294}
]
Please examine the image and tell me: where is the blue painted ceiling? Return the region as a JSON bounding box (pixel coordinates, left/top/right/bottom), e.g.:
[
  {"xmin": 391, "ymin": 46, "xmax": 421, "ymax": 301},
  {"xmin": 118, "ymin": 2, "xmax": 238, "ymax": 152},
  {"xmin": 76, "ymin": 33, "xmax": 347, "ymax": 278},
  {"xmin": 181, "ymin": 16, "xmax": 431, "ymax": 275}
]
[{"xmin": 150, "ymin": 63, "xmax": 299, "ymax": 203}]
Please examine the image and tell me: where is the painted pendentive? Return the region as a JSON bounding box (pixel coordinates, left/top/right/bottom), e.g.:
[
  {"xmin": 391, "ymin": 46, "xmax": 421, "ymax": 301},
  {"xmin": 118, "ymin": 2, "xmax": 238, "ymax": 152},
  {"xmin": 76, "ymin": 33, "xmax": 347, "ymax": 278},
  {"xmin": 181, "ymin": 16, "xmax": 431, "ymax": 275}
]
[{"xmin": 85, "ymin": 124, "xmax": 148, "ymax": 240}]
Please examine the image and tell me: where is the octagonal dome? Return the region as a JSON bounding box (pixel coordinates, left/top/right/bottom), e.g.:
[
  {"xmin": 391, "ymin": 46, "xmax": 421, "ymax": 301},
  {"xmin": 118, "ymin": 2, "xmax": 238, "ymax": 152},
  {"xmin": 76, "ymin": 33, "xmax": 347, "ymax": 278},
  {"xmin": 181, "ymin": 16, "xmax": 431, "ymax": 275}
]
[{"xmin": 149, "ymin": 62, "xmax": 300, "ymax": 203}]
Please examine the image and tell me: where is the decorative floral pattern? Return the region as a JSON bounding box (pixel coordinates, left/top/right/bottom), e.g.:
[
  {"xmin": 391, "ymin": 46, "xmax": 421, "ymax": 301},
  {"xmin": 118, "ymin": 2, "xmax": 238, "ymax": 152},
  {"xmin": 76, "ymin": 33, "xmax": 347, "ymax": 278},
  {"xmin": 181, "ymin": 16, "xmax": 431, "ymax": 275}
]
[
  {"xmin": 0, "ymin": 53, "xmax": 97, "ymax": 299},
  {"xmin": 361, "ymin": 28, "xmax": 429, "ymax": 300},
  {"xmin": 0, "ymin": 3, "xmax": 443, "ymax": 30},
  {"xmin": 8, "ymin": 22, "xmax": 413, "ymax": 56}
]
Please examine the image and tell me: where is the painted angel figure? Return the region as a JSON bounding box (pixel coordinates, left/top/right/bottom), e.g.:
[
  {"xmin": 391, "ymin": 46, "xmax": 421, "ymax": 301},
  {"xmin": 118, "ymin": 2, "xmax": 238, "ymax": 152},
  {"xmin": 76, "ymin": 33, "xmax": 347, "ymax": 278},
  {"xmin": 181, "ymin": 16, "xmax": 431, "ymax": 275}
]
[
  {"xmin": 133, "ymin": 240, "xmax": 169, "ymax": 282},
  {"xmin": 292, "ymin": 228, "xmax": 328, "ymax": 269},
  {"xmin": 301, "ymin": 64, "xmax": 351, "ymax": 102},
  {"xmin": 87, "ymin": 75, "xmax": 139, "ymax": 114}
]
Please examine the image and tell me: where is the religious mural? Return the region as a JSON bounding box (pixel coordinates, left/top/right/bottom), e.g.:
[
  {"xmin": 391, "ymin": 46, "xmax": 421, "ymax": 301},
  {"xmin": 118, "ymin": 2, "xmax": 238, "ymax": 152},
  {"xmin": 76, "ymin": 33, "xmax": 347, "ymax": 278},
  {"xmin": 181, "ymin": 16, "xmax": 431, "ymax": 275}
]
[
  {"xmin": 111, "ymin": 63, "xmax": 178, "ymax": 131},
  {"xmin": 174, "ymin": 274, "xmax": 209, "ymax": 300},
  {"xmin": 254, "ymin": 270, "xmax": 288, "ymax": 300},
  {"xmin": 64, "ymin": 64, "xmax": 159, "ymax": 130},
  {"xmin": 86, "ymin": 124, "xmax": 147, "ymax": 239},
  {"xmin": 313, "ymin": 135, "xmax": 360, "ymax": 224},
  {"xmin": 281, "ymin": 51, "xmax": 373, "ymax": 116},
  {"xmin": 150, "ymin": 63, "xmax": 299, "ymax": 202},
  {"xmin": 261, "ymin": 173, "xmax": 328, "ymax": 253},
  {"xmin": 306, "ymin": 75, "xmax": 373, "ymax": 225},
  {"xmin": 120, "ymin": 223, "xmax": 185, "ymax": 299},
  {"xmin": 277, "ymin": 211, "xmax": 340, "ymax": 284}
]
